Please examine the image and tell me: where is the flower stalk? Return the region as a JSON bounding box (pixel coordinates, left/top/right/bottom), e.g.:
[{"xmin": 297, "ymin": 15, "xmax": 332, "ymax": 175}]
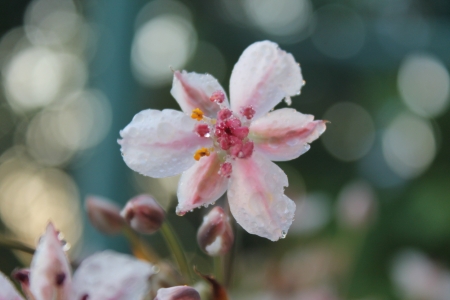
[
  {"xmin": 0, "ymin": 236, "xmax": 35, "ymax": 255},
  {"xmin": 160, "ymin": 221, "xmax": 194, "ymax": 284}
]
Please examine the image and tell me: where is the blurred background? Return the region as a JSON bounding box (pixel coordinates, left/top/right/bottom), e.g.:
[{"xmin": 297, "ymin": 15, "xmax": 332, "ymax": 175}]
[{"xmin": 0, "ymin": 0, "xmax": 450, "ymax": 299}]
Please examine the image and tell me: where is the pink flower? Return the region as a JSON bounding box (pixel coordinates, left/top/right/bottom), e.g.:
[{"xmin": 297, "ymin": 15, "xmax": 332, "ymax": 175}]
[
  {"xmin": 119, "ymin": 41, "xmax": 326, "ymax": 241},
  {"xmin": 0, "ymin": 223, "xmax": 155, "ymax": 300}
]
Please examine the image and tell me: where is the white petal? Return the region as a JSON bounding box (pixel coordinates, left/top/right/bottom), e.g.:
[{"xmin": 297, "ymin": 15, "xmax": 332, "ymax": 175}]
[
  {"xmin": 176, "ymin": 152, "xmax": 228, "ymax": 214},
  {"xmin": 171, "ymin": 71, "xmax": 229, "ymax": 117},
  {"xmin": 228, "ymin": 152, "xmax": 296, "ymax": 241},
  {"xmin": 29, "ymin": 223, "xmax": 72, "ymax": 300},
  {"xmin": 0, "ymin": 272, "xmax": 25, "ymax": 300},
  {"xmin": 155, "ymin": 286, "xmax": 200, "ymax": 300},
  {"xmin": 119, "ymin": 109, "xmax": 212, "ymax": 178},
  {"xmin": 71, "ymin": 250, "xmax": 154, "ymax": 300},
  {"xmin": 230, "ymin": 41, "xmax": 303, "ymax": 119},
  {"xmin": 250, "ymin": 108, "xmax": 327, "ymax": 161}
]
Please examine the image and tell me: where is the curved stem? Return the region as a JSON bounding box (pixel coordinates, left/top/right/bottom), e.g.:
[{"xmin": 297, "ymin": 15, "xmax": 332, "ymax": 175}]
[
  {"xmin": 214, "ymin": 256, "xmax": 224, "ymax": 284},
  {"xmin": 160, "ymin": 221, "xmax": 193, "ymax": 284},
  {"xmin": 122, "ymin": 226, "xmax": 159, "ymax": 264},
  {"xmin": 0, "ymin": 236, "xmax": 35, "ymax": 255}
]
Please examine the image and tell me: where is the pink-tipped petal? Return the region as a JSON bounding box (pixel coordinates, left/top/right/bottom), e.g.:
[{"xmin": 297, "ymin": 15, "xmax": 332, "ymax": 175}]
[
  {"xmin": 171, "ymin": 71, "xmax": 229, "ymax": 117},
  {"xmin": 177, "ymin": 152, "xmax": 229, "ymax": 214},
  {"xmin": 0, "ymin": 272, "xmax": 25, "ymax": 300},
  {"xmin": 29, "ymin": 223, "xmax": 72, "ymax": 300},
  {"xmin": 229, "ymin": 41, "xmax": 303, "ymax": 119},
  {"xmin": 228, "ymin": 152, "xmax": 296, "ymax": 241},
  {"xmin": 71, "ymin": 251, "xmax": 154, "ymax": 300},
  {"xmin": 119, "ymin": 109, "xmax": 212, "ymax": 178},
  {"xmin": 249, "ymin": 108, "xmax": 327, "ymax": 161}
]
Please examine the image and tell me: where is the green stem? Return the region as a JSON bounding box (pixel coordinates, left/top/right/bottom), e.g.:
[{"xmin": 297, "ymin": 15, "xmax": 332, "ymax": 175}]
[
  {"xmin": 122, "ymin": 226, "xmax": 159, "ymax": 264},
  {"xmin": 160, "ymin": 221, "xmax": 193, "ymax": 283},
  {"xmin": 213, "ymin": 256, "xmax": 224, "ymax": 284},
  {"xmin": 0, "ymin": 236, "xmax": 35, "ymax": 254}
]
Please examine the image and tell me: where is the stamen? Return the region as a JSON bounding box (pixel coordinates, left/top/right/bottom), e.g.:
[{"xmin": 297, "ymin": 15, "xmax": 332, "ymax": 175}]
[
  {"xmin": 219, "ymin": 162, "xmax": 232, "ymax": 178},
  {"xmin": 217, "ymin": 108, "xmax": 232, "ymax": 121},
  {"xmin": 210, "ymin": 90, "xmax": 225, "ymax": 103},
  {"xmin": 194, "ymin": 147, "xmax": 210, "ymax": 161},
  {"xmin": 240, "ymin": 106, "xmax": 255, "ymax": 120},
  {"xmin": 195, "ymin": 123, "xmax": 210, "ymax": 137},
  {"xmin": 191, "ymin": 108, "xmax": 204, "ymax": 121}
]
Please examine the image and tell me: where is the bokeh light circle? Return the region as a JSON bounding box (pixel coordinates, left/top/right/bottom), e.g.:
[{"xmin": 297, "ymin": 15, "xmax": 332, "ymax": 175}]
[
  {"xmin": 243, "ymin": 0, "xmax": 312, "ymax": 41},
  {"xmin": 382, "ymin": 112, "xmax": 436, "ymax": 179},
  {"xmin": 398, "ymin": 53, "xmax": 450, "ymax": 118},
  {"xmin": 26, "ymin": 90, "xmax": 112, "ymax": 166},
  {"xmin": 131, "ymin": 14, "xmax": 197, "ymax": 87},
  {"xmin": 3, "ymin": 47, "xmax": 87, "ymax": 112},
  {"xmin": 24, "ymin": 0, "xmax": 80, "ymax": 46},
  {"xmin": 322, "ymin": 102, "xmax": 375, "ymax": 162},
  {"xmin": 0, "ymin": 150, "xmax": 82, "ymax": 253}
]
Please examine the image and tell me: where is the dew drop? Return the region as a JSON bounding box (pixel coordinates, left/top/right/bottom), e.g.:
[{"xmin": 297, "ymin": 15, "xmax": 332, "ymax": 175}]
[
  {"xmin": 152, "ymin": 265, "xmax": 160, "ymax": 273},
  {"xmin": 62, "ymin": 240, "xmax": 71, "ymax": 251},
  {"xmin": 284, "ymin": 96, "xmax": 292, "ymax": 106},
  {"xmin": 176, "ymin": 211, "xmax": 186, "ymax": 216},
  {"xmin": 280, "ymin": 231, "xmax": 287, "ymax": 239}
]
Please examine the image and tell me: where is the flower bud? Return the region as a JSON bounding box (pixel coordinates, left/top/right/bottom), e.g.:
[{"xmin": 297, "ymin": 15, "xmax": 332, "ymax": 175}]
[
  {"xmin": 197, "ymin": 207, "xmax": 234, "ymax": 256},
  {"xmin": 154, "ymin": 286, "xmax": 200, "ymax": 300},
  {"xmin": 85, "ymin": 195, "xmax": 125, "ymax": 234},
  {"xmin": 120, "ymin": 194, "xmax": 165, "ymax": 234}
]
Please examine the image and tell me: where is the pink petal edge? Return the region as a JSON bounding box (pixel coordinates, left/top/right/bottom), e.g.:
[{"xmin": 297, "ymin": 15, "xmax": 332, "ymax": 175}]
[
  {"xmin": 177, "ymin": 152, "xmax": 229, "ymax": 214},
  {"xmin": 250, "ymin": 108, "xmax": 327, "ymax": 161},
  {"xmin": 230, "ymin": 41, "xmax": 303, "ymax": 119},
  {"xmin": 171, "ymin": 70, "xmax": 229, "ymax": 118},
  {"xmin": 227, "ymin": 152, "xmax": 296, "ymax": 241}
]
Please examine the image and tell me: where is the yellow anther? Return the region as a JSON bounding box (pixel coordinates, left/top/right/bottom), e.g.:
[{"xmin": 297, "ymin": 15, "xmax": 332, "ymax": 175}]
[
  {"xmin": 191, "ymin": 108, "xmax": 204, "ymax": 121},
  {"xmin": 194, "ymin": 147, "xmax": 210, "ymax": 161}
]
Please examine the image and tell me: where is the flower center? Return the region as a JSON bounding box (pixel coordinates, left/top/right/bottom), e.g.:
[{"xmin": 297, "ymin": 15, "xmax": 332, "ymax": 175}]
[{"xmin": 190, "ymin": 91, "xmax": 256, "ymax": 177}]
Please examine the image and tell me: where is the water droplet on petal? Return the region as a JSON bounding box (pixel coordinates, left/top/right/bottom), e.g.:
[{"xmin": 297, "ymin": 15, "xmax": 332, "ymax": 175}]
[
  {"xmin": 284, "ymin": 96, "xmax": 292, "ymax": 106},
  {"xmin": 280, "ymin": 231, "xmax": 287, "ymax": 239},
  {"xmin": 176, "ymin": 211, "xmax": 186, "ymax": 216}
]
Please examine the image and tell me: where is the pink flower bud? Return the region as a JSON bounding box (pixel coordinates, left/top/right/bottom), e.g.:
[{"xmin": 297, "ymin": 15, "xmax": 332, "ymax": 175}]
[
  {"xmin": 29, "ymin": 223, "xmax": 72, "ymax": 300},
  {"xmin": 120, "ymin": 194, "xmax": 165, "ymax": 234},
  {"xmin": 154, "ymin": 286, "xmax": 200, "ymax": 300},
  {"xmin": 197, "ymin": 207, "xmax": 234, "ymax": 256},
  {"xmin": 85, "ymin": 195, "xmax": 125, "ymax": 235}
]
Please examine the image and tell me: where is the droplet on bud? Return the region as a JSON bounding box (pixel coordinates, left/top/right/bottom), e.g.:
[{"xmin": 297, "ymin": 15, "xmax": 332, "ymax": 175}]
[
  {"xmin": 197, "ymin": 207, "xmax": 234, "ymax": 256},
  {"xmin": 120, "ymin": 194, "xmax": 165, "ymax": 234},
  {"xmin": 280, "ymin": 230, "xmax": 287, "ymax": 239},
  {"xmin": 85, "ymin": 195, "xmax": 125, "ymax": 235},
  {"xmin": 154, "ymin": 286, "xmax": 200, "ymax": 300}
]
